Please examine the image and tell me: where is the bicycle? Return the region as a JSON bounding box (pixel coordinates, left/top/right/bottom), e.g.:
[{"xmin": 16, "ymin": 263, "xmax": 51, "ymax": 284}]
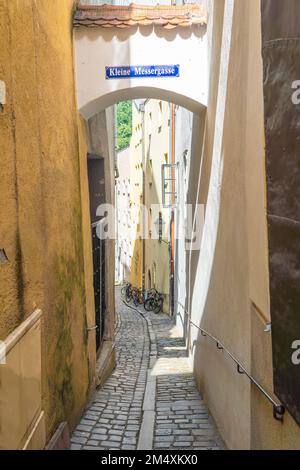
[
  {"xmin": 145, "ymin": 288, "xmax": 158, "ymax": 300},
  {"xmin": 121, "ymin": 282, "xmax": 133, "ymax": 303},
  {"xmin": 144, "ymin": 290, "xmax": 164, "ymax": 314},
  {"xmin": 132, "ymin": 287, "xmax": 145, "ymax": 306}
]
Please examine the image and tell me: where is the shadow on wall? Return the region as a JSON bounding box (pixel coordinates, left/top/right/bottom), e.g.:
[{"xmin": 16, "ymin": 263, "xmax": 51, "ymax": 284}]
[
  {"xmin": 76, "ymin": 24, "xmax": 205, "ymax": 44},
  {"xmin": 180, "ymin": 0, "xmax": 227, "ymax": 344},
  {"xmin": 176, "ymin": 112, "xmax": 206, "ymax": 340}
]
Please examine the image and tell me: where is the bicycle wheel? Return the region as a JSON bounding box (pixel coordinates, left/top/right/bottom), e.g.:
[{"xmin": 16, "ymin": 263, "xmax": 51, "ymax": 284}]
[
  {"xmin": 121, "ymin": 284, "xmax": 128, "ymax": 297},
  {"xmin": 146, "ymin": 288, "xmax": 157, "ymax": 300},
  {"xmin": 144, "ymin": 298, "xmax": 155, "ymax": 311},
  {"xmin": 125, "ymin": 286, "xmax": 132, "ymax": 303},
  {"xmin": 132, "ymin": 288, "xmax": 140, "ymax": 306},
  {"xmin": 154, "ymin": 297, "xmax": 164, "ymax": 314}
]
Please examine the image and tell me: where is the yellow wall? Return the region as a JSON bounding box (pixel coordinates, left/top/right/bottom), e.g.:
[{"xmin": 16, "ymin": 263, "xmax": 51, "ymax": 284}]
[
  {"xmin": 144, "ymin": 100, "xmax": 170, "ymax": 312},
  {"xmin": 129, "ymin": 100, "xmax": 170, "ymax": 311},
  {"xmin": 0, "ymin": 0, "xmax": 95, "ymax": 445},
  {"xmin": 130, "ymin": 103, "xmax": 143, "ymax": 288}
]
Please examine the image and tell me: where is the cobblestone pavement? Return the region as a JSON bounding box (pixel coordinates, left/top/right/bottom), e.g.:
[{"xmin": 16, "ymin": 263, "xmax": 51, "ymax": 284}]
[
  {"xmin": 71, "ymin": 289, "xmax": 224, "ymax": 450},
  {"xmin": 151, "ymin": 315, "xmax": 223, "ymax": 450}
]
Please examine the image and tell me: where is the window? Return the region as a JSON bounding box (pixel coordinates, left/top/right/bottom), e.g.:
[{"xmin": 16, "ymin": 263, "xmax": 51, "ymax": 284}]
[
  {"xmin": 148, "ymin": 270, "xmax": 152, "ymax": 289},
  {"xmin": 158, "ymin": 212, "xmax": 163, "ymax": 243},
  {"xmin": 161, "ymin": 163, "xmax": 178, "ymax": 208}
]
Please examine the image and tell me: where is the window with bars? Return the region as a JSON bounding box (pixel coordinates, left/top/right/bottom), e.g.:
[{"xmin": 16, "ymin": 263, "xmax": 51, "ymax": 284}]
[
  {"xmin": 161, "ymin": 163, "xmax": 178, "ymax": 208},
  {"xmin": 158, "ymin": 212, "xmax": 163, "ymax": 243}
]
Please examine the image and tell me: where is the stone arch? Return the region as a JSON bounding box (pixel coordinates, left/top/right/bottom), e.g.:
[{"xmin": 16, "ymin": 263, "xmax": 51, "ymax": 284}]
[
  {"xmin": 74, "ymin": 14, "xmax": 208, "ymax": 120},
  {"xmin": 80, "ymin": 86, "xmax": 207, "ymax": 119}
]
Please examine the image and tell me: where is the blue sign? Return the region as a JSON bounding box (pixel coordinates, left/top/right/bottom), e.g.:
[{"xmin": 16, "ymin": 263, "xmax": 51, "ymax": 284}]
[{"xmin": 105, "ymin": 65, "xmax": 180, "ymax": 80}]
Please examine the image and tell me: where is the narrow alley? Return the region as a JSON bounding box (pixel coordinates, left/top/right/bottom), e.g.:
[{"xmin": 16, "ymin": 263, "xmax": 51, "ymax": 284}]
[
  {"xmin": 71, "ymin": 289, "xmax": 223, "ymax": 450},
  {"xmin": 2, "ymin": 0, "xmax": 300, "ymax": 455}
]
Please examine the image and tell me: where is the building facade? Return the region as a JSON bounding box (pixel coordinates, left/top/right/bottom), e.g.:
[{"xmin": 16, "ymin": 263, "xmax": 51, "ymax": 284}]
[
  {"xmin": 2, "ymin": 0, "xmax": 300, "ymax": 451},
  {"xmin": 115, "ymin": 100, "xmax": 173, "ymax": 313},
  {"xmin": 115, "ymin": 146, "xmax": 132, "ymax": 284},
  {"xmin": 111, "ymin": 0, "xmax": 300, "ymax": 450},
  {"xmin": 187, "ymin": 0, "xmax": 300, "ymax": 449},
  {"xmin": 0, "ymin": 0, "xmax": 115, "ymax": 449},
  {"xmin": 143, "ymin": 100, "xmax": 172, "ymax": 314}
]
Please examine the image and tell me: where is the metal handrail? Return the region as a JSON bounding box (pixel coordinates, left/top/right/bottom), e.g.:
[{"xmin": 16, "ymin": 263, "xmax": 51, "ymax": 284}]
[
  {"xmin": 91, "ymin": 218, "xmax": 106, "ymax": 229},
  {"xmin": 190, "ymin": 320, "xmax": 285, "ymax": 421}
]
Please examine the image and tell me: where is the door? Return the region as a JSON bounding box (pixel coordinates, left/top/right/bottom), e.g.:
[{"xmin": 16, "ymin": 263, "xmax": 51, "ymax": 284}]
[{"xmin": 88, "ymin": 156, "xmax": 106, "ymax": 352}]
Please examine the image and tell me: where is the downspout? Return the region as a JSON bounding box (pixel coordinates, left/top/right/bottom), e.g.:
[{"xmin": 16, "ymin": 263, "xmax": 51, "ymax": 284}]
[
  {"xmin": 114, "ymin": 105, "xmax": 119, "ymax": 179},
  {"xmin": 113, "ymin": 105, "xmax": 119, "ymax": 281},
  {"xmin": 141, "ymin": 103, "xmax": 146, "ymax": 292},
  {"xmin": 170, "ymin": 103, "xmax": 176, "ymax": 316}
]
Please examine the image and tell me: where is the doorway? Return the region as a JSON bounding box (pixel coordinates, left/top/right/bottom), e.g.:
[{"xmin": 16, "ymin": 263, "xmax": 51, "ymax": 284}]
[{"xmin": 88, "ymin": 155, "xmax": 106, "ymax": 351}]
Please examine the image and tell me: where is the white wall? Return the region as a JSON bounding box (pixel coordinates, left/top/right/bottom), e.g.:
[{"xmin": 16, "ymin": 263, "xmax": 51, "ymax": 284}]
[
  {"xmin": 115, "ymin": 146, "xmax": 132, "ymax": 283},
  {"xmin": 174, "ymin": 106, "xmax": 193, "ymax": 334},
  {"xmin": 188, "ymin": 0, "xmax": 252, "ymax": 449},
  {"xmin": 74, "ymin": 26, "xmax": 208, "ymax": 118}
]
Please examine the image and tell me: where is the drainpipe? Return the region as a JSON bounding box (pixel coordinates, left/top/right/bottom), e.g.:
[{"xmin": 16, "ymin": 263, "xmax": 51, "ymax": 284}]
[
  {"xmin": 170, "ymin": 103, "xmax": 176, "ymax": 316},
  {"xmin": 141, "ymin": 103, "xmax": 146, "ymax": 292},
  {"xmin": 114, "ymin": 105, "xmax": 118, "ymax": 178},
  {"xmin": 113, "ymin": 105, "xmax": 119, "ymax": 281}
]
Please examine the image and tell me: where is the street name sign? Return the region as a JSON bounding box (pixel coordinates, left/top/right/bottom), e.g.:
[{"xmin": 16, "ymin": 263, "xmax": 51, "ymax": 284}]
[{"xmin": 105, "ymin": 65, "xmax": 180, "ymax": 80}]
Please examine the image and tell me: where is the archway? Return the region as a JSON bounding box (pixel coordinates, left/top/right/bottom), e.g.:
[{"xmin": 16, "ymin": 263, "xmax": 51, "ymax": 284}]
[
  {"xmin": 73, "ymin": 3, "xmax": 208, "ymax": 119},
  {"xmin": 73, "ymin": 2, "xmax": 208, "ymax": 417},
  {"xmin": 78, "ymin": 86, "xmax": 206, "ymax": 120}
]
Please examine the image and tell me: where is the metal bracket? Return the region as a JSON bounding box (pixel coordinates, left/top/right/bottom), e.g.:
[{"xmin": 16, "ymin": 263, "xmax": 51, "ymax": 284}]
[
  {"xmin": 87, "ymin": 325, "xmax": 98, "ymax": 332},
  {"xmin": 273, "ymin": 405, "xmax": 285, "ymax": 422},
  {"xmin": 264, "ymin": 322, "xmax": 272, "ymax": 333},
  {"xmin": 237, "ymin": 364, "xmax": 245, "ymax": 375},
  {"xmin": 216, "ymin": 342, "xmax": 223, "ymax": 350}
]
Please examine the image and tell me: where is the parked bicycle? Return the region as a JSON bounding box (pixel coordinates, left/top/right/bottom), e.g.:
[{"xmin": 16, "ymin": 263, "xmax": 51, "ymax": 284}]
[
  {"xmin": 132, "ymin": 287, "xmax": 144, "ymax": 306},
  {"xmin": 121, "ymin": 282, "xmax": 133, "ymax": 303},
  {"xmin": 121, "ymin": 283, "xmax": 164, "ymax": 314},
  {"xmin": 144, "ymin": 289, "xmax": 164, "ymax": 314}
]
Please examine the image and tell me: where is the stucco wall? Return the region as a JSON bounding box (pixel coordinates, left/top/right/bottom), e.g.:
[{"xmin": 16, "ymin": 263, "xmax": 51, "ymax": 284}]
[
  {"xmin": 190, "ymin": 0, "xmax": 251, "ymax": 449},
  {"xmin": 190, "ymin": 0, "xmax": 300, "ymax": 449},
  {"xmin": 129, "ymin": 103, "xmax": 143, "ymax": 289},
  {"xmin": 128, "ymin": 100, "xmax": 171, "ymax": 310},
  {"xmin": 0, "ymin": 0, "xmax": 95, "ymax": 444},
  {"xmin": 74, "ymin": 25, "xmax": 208, "ymax": 118},
  {"xmin": 144, "ymin": 99, "xmax": 170, "ymax": 312},
  {"xmin": 115, "ymin": 146, "xmax": 132, "ymax": 283},
  {"xmin": 174, "ymin": 106, "xmax": 193, "ymax": 335}
]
